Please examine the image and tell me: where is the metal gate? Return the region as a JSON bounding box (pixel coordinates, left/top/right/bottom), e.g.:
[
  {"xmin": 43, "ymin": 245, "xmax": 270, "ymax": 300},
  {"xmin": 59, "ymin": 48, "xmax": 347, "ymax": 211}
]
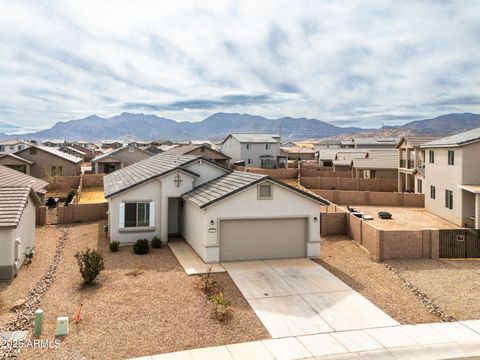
[{"xmin": 439, "ymin": 229, "xmax": 480, "ymax": 258}]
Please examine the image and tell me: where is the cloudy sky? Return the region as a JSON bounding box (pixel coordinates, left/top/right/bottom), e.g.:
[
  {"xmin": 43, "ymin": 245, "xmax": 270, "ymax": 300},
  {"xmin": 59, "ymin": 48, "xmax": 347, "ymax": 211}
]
[{"xmin": 1, "ymin": 0, "xmax": 479, "ymax": 133}]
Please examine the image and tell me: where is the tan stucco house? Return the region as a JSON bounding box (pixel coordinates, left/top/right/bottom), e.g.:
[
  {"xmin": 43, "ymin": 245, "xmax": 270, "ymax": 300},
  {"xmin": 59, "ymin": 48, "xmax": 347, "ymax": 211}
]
[
  {"xmin": 352, "ymin": 149, "xmax": 398, "ymax": 179},
  {"xmin": 163, "ymin": 144, "xmax": 231, "ymax": 167},
  {"xmin": 421, "ymin": 128, "xmax": 480, "ymax": 228},
  {"xmin": 14, "ymin": 145, "xmax": 82, "ymax": 178},
  {"xmin": 91, "ymin": 145, "xmax": 152, "ymax": 174},
  {"xmin": 104, "ymin": 154, "xmax": 328, "ymax": 263}
]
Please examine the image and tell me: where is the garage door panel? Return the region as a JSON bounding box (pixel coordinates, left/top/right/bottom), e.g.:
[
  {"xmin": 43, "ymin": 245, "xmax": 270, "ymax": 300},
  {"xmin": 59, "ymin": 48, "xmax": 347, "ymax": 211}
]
[{"xmin": 220, "ymin": 218, "xmax": 307, "ymax": 261}]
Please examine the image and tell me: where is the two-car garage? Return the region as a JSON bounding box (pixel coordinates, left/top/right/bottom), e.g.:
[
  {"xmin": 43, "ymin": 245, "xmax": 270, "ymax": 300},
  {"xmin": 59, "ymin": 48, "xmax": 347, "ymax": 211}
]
[{"xmin": 219, "ymin": 217, "xmax": 308, "ymax": 261}]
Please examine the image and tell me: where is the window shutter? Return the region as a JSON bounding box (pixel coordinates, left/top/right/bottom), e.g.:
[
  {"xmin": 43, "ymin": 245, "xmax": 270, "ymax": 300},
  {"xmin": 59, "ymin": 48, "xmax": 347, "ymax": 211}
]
[
  {"xmin": 119, "ymin": 203, "xmax": 125, "ymax": 228},
  {"xmin": 149, "ymin": 201, "xmax": 155, "ymax": 227}
]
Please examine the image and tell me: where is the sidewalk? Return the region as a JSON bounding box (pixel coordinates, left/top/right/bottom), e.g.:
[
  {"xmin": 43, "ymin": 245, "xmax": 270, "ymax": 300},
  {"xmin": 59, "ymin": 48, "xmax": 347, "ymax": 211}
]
[{"xmin": 130, "ymin": 320, "xmax": 480, "ymax": 360}]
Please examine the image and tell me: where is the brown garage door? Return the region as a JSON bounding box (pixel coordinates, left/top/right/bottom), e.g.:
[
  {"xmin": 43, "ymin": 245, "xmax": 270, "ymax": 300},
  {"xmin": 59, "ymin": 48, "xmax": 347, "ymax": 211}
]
[{"xmin": 219, "ymin": 218, "xmax": 307, "ymax": 261}]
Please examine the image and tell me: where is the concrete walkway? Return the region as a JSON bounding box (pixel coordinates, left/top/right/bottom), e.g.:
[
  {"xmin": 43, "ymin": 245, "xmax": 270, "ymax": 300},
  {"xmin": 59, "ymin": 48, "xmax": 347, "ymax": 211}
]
[
  {"xmin": 222, "ymin": 259, "xmax": 398, "ymax": 338},
  {"xmin": 168, "ymin": 239, "xmax": 225, "ymax": 275},
  {"xmin": 131, "ymin": 321, "xmax": 480, "ymax": 360}
]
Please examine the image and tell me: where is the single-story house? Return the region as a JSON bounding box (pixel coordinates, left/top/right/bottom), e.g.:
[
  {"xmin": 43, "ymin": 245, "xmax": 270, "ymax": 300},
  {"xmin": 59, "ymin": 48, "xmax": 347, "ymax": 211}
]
[
  {"xmin": 91, "ymin": 145, "xmax": 152, "ymax": 174},
  {"xmin": 14, "ymin": 145, "xmax": 82, "ymax": 178},
  {"xmin": 351, "ymin": 149, "xmax": 398, "ymax": 179},
  {"xmin": 104, "ymin": 154, "xmax": 329, "ymax": 263},
  {"xmin": 101, "ymin": 140, "xmax": 124, "ymax": 149},
  {"xmin": 0, "ymin": 186, "xmax": 40, "ymax": 281},
  {"xmin": 163, "ymin": 144, "xmax": 231, "ymax": 167},
  {"xmin": 281, "ymin": 146, "xmax": 318, "ymax": 161},
  {"xmin": 0, "ymin": 165, "xmax": 48, "ymax": 203},
  {"xmin": 0, "ymin": 153, "xmax": 35, "ymax": 174}
]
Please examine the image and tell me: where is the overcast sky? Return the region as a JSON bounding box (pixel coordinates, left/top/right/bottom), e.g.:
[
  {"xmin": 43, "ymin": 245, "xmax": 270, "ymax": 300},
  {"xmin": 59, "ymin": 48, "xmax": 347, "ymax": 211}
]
[{"xmin": 1, "ymin": 0, "xmax": 479, "ymax": 132}]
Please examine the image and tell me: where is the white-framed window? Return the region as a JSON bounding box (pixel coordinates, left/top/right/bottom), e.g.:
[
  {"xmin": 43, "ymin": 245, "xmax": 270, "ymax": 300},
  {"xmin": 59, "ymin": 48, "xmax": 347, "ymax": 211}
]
[
  {"xmin": 120, "ymin": 201, "xmax": 155, "ymax": 228},
  {"xmin": 429, "ymin": 150, "xmax": 434, "ymax": 164},
  {"xmin": 247, "ymin": 158, "xmax": 253, "ymax": 165},
  {"xmin": 128, "ymin": 146, "xmax": 135, "ymax": 153},
  {"xmin": 246, "ymin": 143, "xmax": 252, "ymax": 150},
  {"xmin": 445, "ymin": 189, "xmax": 453, "ymax": 210},
  {"xmin": 258, "ymin": 184, "xmax": 272, "ymax": 199},
  {"xmin": 417, "ymin": 179, "xmax": 422, "ymax": 193},
  {"xmin": 448, "ymin": 150, "xmax": 454, "ymax": 165},
  {"xmin": 265, "ymin": 144, "xmax": 271, "ymax": 150},
  {"xmin": 50, "ymin": 166, "xmax": 63, "ymax": 176},
  {"xmin": 430, "ymin": 185, "xmax": 436, "ymax": 199}
]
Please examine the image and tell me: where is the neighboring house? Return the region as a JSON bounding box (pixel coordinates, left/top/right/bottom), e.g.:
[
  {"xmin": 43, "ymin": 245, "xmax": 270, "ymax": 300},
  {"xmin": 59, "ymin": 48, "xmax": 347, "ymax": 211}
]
[
  {"xmin": 145, "ymin": 145, "xmax": 163, "ymax": 155},
  {"xmin": 70, "ymin": 140, "xmax": 97, "ymax": 151},
  {"xmin": 352, "ymin": 137, "xmax": 399, "ymax": 149},
  {"xmin": 421, "ymin": 128, "xmax": 480, "ymax": 228},
  {"xmin": 0, "ymin": 165, "xmax": 48, "ymax": 202},
  {"xmin": 14, "ymin": 145, "xmax": 82, "ymax": 178},
  {"xmin": 0, "ymin": 185, "xmax": 40, "ymax": 281},
  {"xmin": 42, "ymin": 140, "xmax": 65, "ymax": 147},
  {"xmin": 0, "ymin": 153, "xmax": 34, "ymax": 174},
  {"xmin": 281, "ymin": 146, "xmax": 317, "ymax": 161},
  {"xmin": 163, "ymin": 144, "xmax": 231, "ymax": 167},
  {"xmin": 151, "ymin": 140, "xmax": 174, "ymax": 147},
  {"xmin": 67, "ymin": 143, "xmax": 96, "ymax": 162},
  {"xmin": 91, "ymin": 145, "xmax": 152, "ymax": 174},
  {"xmin": 318, "ymin": 149, "xmax": 367, "ymax": 168},
  {"xmin": 0, "ymin": 139, "xmax": 29, "ymax": 154},
  {"xmin": 60, "ymin": 146, "xmax": 86, "ymax": 161},
  {"xmin": 220, "ymin": 133, "xmax": 284, "ymax": 168},
  {"xmin": 128, "ymin": 141, "xmax": 151, "ymax": 149},
  {"xmin": 314, "ymin": 140, "xmax": 342, "ymax": 149},
  {"xmin": 101, "ymin": 140, "xmax": 124, "ymax": 149},
  {"xmin": 352, "ymin": 149, "xmax": 398, "ymax": 179},
  {"xmin": 104, "ymin": 154, "xmax": 328, "ymax": 263},
  {"xmin": 397, "ymin": 136, "xmax": 439, "ymax": 193}
]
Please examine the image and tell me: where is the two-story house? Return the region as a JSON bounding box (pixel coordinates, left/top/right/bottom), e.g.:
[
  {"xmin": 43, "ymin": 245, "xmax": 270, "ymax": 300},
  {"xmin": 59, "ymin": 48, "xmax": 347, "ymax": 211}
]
[
  {"xmin": 397, "ymin": 137, "xmax": 438, "ymax": 193},
  {"xmin": 220, "ymin": 133, "xmax": 283, "ymax": 168},
  {"xmin": 420, "ymin": 128, "xmax": 480, "ymax": 228},
  {"xmin": 0, "ymin": 139, "xmax": 29, "ymax": 154}
]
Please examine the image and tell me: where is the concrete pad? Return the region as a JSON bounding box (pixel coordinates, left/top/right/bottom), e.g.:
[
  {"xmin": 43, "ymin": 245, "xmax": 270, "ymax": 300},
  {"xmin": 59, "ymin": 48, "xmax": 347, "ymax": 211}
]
[
  {"xmin": 387, "ymin": 343, "xmax": 467, "ymax": 360},
  {"xmin": 460, "ymin": 320, "xmax": 480, "ymax": 335},
  {"xmin": 262, "ymin": 337, "xmax": 312, "ymax": 360},
  {"xmin": 352, "ymin": 349, "xmax": 395, "ymax": 359},
  {"xmin": 297, "ymin": 333, "xmax": 349, "ymax": 356},
  {"xmin": 168, "ymin": 240, "xmax": 225, "ymax": 275},
  {"xmin": 457, "ymin": 340, "xmax": 480, "ymax": 357},
  {"xmin": 266, "ymin": 259, "xmax": 352, "ymax": 294},
  {"xmin": 222, "ymin": 261, "xmax": 296, "ymax": 299},
  {"xmin": 427, "ymin": 322, "xmax": 480, "ymax": 342},
  {"xmin": 190, "ymin": 345, "xmax": 233, "ymax": 360},
  {"xmin": 302, "ymin": 291, "xmax": 399, "ymax": 332},
  {"xmin": 152, "ymin": 350, "xmax": 193, "ymax": 360},
  {"xmin": 364, "ymin": 327, "xmax": 418, "ymax": 348},
  {"xmin": 331, "ymin": 330, "xmax": 383, "ymax": 352},
  {"xmin": 226, "ymin": 341, "xmax": 274, "ymax": 360},
  {"xmin": 397, "ymin": 324, "xmax": 451, "ymax": 345},
  {"xmin": 248, "ymin": 295, "xmax": 333, "ymax": 338}
]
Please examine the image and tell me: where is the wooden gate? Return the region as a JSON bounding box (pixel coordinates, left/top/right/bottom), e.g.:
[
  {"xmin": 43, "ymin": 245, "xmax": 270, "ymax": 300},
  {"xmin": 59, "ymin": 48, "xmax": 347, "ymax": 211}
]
[{"xmin": 439, "ymin": 229, "xmax": 480, "ymax": 258}]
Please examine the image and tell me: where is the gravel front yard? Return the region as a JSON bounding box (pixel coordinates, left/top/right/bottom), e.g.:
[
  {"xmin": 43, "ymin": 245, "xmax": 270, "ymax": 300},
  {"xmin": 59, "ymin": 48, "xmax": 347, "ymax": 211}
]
[
  {"xmin": 385, "ymin": 259, "xmax": 480, "ymax": 321},
  {"xmin": 17, "ymin": 221, "xmax": 268, "ymax": 360},
  {"xmin": 316, "ymin": 235, "xmax": 439, "ymax": 324}
]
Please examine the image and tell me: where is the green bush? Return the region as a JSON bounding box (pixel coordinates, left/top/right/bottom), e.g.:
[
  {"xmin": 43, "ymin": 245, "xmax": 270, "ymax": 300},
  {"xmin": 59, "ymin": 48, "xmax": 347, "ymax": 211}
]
[
  {"xmin": 151, "ymin": 236, "xmax": 162, "ymax": 248},
  {"xmin": 133, "ymin": 239, "xmax": 149, "ymax": 255},
  {"xmin": 208, "ymin": 291, "xmax": 232, "ymax": 322},
  {"xmin": 109, "ymin": 241, "xmax": 120, "ymax": 252},
  {"xmin": 75, "ymin": 249, "xmax": 105, "ymax": 284}
]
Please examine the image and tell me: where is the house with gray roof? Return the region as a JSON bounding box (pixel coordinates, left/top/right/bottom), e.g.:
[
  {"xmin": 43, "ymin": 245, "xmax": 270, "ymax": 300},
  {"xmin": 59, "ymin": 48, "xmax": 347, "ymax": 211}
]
[
  {"xmin": 220, "ymin": 133, "xmax": 285, "ymax": 169},
  {"xmin": 163, "ymin": 144, "xmax": 231, "ymax": 167},
  {"xmin": 0, "ymin": 165, "xmax": 48, "ymax": 202},
  {"xmin": 91, "ymin": 145, "xmax": 153, "ymax": 174},
  {"xmin": 104, "ymin": 153, "xmax": 328, "ymax": 263},
  {"xmin": 0, "ymin": 185, "xmax": 40, "ymax": 280},
  {"xmin": 419, "ymin": 127, "xmax": 480, "ymax": 228},
  {"xmin": 352, "ymin": 149, "xmax": 399, "ymax": 179}
]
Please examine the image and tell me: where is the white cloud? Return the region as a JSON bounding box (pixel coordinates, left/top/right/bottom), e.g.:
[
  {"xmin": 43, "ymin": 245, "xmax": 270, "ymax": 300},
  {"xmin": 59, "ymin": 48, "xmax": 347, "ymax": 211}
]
[{"xmin": 0, "ymin": 0, "xmax": 479, "ymax": 132}]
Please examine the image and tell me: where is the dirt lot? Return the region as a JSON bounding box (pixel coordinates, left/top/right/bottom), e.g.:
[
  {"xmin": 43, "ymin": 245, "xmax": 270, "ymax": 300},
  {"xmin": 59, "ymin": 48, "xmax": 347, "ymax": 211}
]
[
  {"xmin": 79, "ymin": 187, "xmax": 106, "ymax": 203},
  {"xmin": 17, "ymin": 222, "xmax": 268, "ymax": 360},
  {"xmin": 386, "ymin": 258, "xmax": 480, "ymax": 320},
  {"xmin": 316, "ymin": 235, "xmax": 439, "ymax": 324},
  {"xmin": 353, "ymin": 206, "xmax": 457, "ymax": 230}
]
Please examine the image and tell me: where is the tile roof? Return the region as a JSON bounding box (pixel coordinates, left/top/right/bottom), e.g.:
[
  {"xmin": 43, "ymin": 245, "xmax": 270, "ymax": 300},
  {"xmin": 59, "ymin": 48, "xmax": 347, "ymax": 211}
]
[
  {"xmin": 0, "ymin": 165, "xmax": 48, "ymax": 195},
  {"xmin": 17, "ymin": 146, "xmax": 83, "ymax": 164},
  {"xmin": 0, "ymin": 153, "xmax": 34, "ymax": 165},
  {"xmin": 353, "ymin": 137, "xmax": 400, "ymax": 145},
  {"xmin": 281, "ymin": 146, "xmax": 317, "ymax": 154},
  {"xmin": 224, "ymin": 133, "xmax": 281, "ymax": 144},
  {"xmin": 0, "ymin": 186, "xmax": 38, "ymax": 227},
  {"xmin": 420, "ymin": 127, "xmax": 480, "ymax": 147},
  {"xmin": 398, "ymin": 136, "xmax": 440, "ymax": 148},
  {"xmin": 182, "ymin": 171, "xmax": 329, "ymax": 208},
  {"xmin": 164, "ymin": 144, "xmax": 230, "ymax": 159},
  {"xmin": 318, "ymin": 149, "xmax": 367, "ymax": 160},
  {"xmin": 103, "ymin": 154, "xmax": 205, "ymax": 198},
  {"xmin": 353, "ymin": 149, "xmax": 398, "ymax": 170},
  {"xmin": 91, "ymin": 145, "xmax": 152, "ymax": 163}
]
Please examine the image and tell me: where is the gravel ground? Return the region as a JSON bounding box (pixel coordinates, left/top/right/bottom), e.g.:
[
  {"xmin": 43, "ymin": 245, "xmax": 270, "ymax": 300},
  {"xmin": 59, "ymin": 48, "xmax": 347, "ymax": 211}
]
[
  {"xmin": 19, "ymin": 221, "xmax": 268, "ymax": 360},
  {"xmin": 0, "ymin": 226, "xmax": 61, "ymax": 325},
  {"xmin": 386, "ymin": 259, "xmax": 480, "ymax": 320},
  {"xmin": 315, "ymin": 235, "xmax": 439, "ymax": 324},
  {"xmin": 353, "ymin": 206, "xmax": 457, "ymax": 230}
]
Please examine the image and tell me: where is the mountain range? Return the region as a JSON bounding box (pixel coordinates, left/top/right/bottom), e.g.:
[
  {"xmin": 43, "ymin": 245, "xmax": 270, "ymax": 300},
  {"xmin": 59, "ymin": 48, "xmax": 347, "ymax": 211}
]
[{"xmin": 2, "ymin": 112, "xmax": 480, "ymax": 142}]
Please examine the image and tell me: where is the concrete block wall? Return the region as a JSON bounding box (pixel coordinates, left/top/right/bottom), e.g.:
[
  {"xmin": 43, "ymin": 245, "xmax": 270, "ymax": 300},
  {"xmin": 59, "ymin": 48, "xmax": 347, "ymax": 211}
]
[
  {"xmin": 36, "ymin": 206, "xmax": 47, "ymax": 226},
  {"xmin": 311, "ymin": 189, "xmax": 424, "ymax": 207},
  {"xmin": 320, "ymin": 212, "xmax": 347, "ymax": 236},
  {"xmin": 300, "ymin": 177, "xmax": 397, "ymax": 192},
  {"xmin": 301, "ymin": 168, "xmax": 352, "ymax": 178},
  {"xmin": 57, "ymin": 203, "xmax": 108, "ymax": 224},
  {"xmin": 232, "ymin": 165, "xmax": 298, "ymax": 179},
  {"xmin": 82, "ymin": 174, "xmax": 104, "ymax": 187}
]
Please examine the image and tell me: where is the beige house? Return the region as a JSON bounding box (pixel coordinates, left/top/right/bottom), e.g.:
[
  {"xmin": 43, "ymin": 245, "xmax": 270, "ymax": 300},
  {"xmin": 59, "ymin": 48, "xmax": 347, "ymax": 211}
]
[
  {"xmin": 163, "ymin": 144, "xmax": 231, "ymax": 167},
  {"xmin": 104, "ymin": 154, "xmax": 328, "ymax": 263},
  {"xmin": 421, "ymin": 128, "xmax": 480, "ymax": 228},
  {"xmin": 397, "ymin": 137, "xmax": 439, "ymax": 193},
  {"xmin": 280, "ymin": 147, "xmax": 317, "ymax": 161},
  {"xmin": 0, "ymin": 139, "xmax": 29, "ymax": 154},
  {"xmin": 0, "ymin": 153, "xmax": 34, "ymax": 174},
  {"xmin": 91, "ymin": 145, "xmax": 152, "ymax": 174},
  {"xmin": 14, "ymin": 145, "xmax": 82, "ymax": 178},
  {"xmin": 0, "ymin": 165, "xmax": 48, "ymax": 203},
  {"xmin": 352, "ymin": 149, "xmax": 398, "ymax": 179}
]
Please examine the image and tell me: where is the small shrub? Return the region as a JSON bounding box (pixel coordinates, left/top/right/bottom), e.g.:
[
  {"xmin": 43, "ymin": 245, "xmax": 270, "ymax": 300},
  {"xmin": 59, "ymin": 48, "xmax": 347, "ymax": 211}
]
[
  {"xmin": 208, "ymin": 291, "xmax": 232, "ymax": 322},
  {"xmin": 199, "ymin": 266, "xmax": 217, "ymax": 296},
  {"xmin": 75, "ymin": 249, "xmax": 105, "ymax": 284},
  {"xmin": 133, "ymin": 239, "xmax": 149, "ymax": 255},
  {"xmin": 109, "ymin": 241, "xmax": 120, "ymax": 252},
  {"xmin": 151, "ymin": 236, "xmax": 162, "ymax": 249}
]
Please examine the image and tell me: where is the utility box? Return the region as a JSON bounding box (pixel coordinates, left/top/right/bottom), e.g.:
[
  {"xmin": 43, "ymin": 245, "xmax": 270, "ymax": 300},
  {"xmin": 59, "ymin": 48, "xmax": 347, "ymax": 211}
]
[
  {"xmin": 55, "ymin": 317, "xmax": 69, "ymax": 336},
  {"xmin": 33, "ymin": 309, "xmax": 43, "ymax": 336}
]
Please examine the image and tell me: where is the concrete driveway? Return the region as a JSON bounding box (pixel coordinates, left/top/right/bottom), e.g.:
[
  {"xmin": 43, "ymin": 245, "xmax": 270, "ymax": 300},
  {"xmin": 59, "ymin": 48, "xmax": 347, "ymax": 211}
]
[{"xmin": 222, "ymin": 258, "xmax": 399, "ymax": 338}]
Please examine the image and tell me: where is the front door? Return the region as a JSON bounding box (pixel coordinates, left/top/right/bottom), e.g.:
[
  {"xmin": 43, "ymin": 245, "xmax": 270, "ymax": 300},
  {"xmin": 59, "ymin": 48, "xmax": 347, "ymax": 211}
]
[{"xmin": 168, "ymin": 198, "xmax": 182, "ymax": 236}]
